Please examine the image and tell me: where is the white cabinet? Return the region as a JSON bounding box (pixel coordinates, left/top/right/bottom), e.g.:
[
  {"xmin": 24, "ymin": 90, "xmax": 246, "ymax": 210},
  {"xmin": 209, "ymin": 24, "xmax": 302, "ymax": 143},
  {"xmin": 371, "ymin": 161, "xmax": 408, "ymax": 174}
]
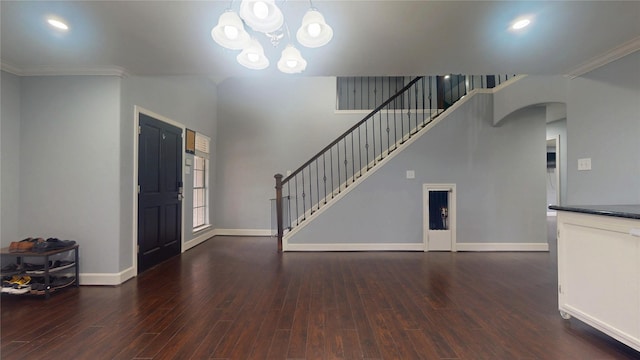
[{"xmin": 557, "ymin": 211, "xmax": 640, "ymax": 352}]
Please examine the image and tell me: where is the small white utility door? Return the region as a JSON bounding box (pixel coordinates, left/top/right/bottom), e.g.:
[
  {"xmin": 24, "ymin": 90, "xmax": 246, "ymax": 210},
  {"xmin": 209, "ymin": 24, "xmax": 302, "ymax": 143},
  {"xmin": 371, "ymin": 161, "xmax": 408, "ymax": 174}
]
[{"xmin": 423, "ymin": 184, "xmax": 456, "ymax": 251}]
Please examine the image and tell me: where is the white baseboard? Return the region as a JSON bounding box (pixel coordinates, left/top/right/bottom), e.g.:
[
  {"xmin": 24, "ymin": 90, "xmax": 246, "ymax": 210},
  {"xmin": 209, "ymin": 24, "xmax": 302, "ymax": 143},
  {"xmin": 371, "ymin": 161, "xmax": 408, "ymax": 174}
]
[
  {"xmin": 284, "ymin": 243, "xmax": 424, "ymax": 252},
  {"xmin": 285, "ymin": 242, "xmax": 548, "ymax": 252},
  {"xmin": 77, "ymin": 228, "xmax": 263, "ymax": 286},
  {"xmin": 184, "ymin": 228, "xmax": 216, "ymax": 251},
  {"xmin": 213, "ymin": 228, "xmax": 272, "ymax": 237},
  {"xmin": 77, "ymin": 240, "xmax": 546, "ymax": 285},
  {"xmin": 79, "ymin": 266, "xmax": 135, "ymax": 286},
  {"xmin": 456, "ymin": 242, "xmax": 549, "ymax": 252}
]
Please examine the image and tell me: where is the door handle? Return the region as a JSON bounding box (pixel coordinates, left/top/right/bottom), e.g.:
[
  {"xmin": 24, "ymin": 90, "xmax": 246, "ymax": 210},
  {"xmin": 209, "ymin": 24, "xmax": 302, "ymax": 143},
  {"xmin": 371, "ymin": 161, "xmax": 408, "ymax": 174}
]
[{"xmin": 177, "ymin": 182, "xmax": 184, "ymax": 201}]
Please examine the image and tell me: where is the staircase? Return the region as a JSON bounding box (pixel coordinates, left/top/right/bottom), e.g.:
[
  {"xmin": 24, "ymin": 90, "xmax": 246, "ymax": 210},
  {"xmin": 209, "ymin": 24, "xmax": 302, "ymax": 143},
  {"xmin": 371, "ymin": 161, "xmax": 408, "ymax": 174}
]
[{"xmin": 273, "ymin": 74, "xmax": 517, "ymax": 251}]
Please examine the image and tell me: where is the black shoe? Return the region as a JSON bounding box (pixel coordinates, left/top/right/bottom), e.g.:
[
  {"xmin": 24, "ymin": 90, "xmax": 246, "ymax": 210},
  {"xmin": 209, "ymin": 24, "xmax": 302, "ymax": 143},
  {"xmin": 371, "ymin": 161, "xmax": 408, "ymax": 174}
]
[
  {"xmin": 33, "ymin": 238, "xmax": 76, "ymax": 252},
  {"xmin": 1, "ymin": 263, "xmax": 21, "ymax": 273}
]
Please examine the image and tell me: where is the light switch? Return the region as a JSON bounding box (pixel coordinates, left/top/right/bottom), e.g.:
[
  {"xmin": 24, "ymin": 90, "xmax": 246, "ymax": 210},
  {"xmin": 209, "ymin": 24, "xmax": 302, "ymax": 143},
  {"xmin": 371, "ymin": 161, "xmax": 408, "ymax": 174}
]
[
  {"xmin": 406, "ymin": 170, "xmax": 415, "ymax": 179},
  {"xmin": 578, "ymin": 158, "xmax": 592, "ymax": 171}
]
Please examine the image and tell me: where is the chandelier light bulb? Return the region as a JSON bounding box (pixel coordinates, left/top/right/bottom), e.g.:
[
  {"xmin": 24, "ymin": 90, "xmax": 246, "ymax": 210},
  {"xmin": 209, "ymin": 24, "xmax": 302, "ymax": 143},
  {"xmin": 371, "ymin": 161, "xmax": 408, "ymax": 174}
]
[
  {"xmin": 296, "ymin": 9, "xmax": 333, "ymax": 48},
  {"xmin": 237, "ymin": 38, "xmax": 269, "ymax": 70},
  {"xmin": 307, "ymin": 23, "xmax": 321, "ymax": 38},
  {"xmin": 247, "ymin": 53, "xmax": 260, "ymax": 62},
  {"xmin": 240, "ymin": 0, "xmax": 284, "ymax": 33},
  {"xmin": 223, "ymin": 25, "xmax": 239, "ymax": 40},
  {"xmin": 211, "ymin": 11, "xmax": 250, "ymax": 50},
  {"xmin": 253, "ymin": 1, "xmax": 269, "ymax": 19},
  {"xmin": 278, "ymin": 45, "xmax": 307, "ymax": 73}
]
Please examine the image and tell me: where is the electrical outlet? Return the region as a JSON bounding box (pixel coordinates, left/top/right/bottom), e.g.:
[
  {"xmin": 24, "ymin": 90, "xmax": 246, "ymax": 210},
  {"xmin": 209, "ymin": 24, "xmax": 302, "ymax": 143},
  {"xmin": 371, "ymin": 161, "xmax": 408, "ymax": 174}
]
[
  {"xmin": 406, "ymin": 170, "xmax": 415, "ymax": 179},
  {"xmin": 578, "ymin": 158, "xmax": 592, "ymax": 171}
]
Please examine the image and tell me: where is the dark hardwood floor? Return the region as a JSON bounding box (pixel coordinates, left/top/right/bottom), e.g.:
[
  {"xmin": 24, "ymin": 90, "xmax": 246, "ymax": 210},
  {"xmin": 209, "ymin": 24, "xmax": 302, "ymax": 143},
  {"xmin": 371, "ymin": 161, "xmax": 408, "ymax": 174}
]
[{"xmin": 2, "ymin": 236, "xmax": 638, "ymax": 359}]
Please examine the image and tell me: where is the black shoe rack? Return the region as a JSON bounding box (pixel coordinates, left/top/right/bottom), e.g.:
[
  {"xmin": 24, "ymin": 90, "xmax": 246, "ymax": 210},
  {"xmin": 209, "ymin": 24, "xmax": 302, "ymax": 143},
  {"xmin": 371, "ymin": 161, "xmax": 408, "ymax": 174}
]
[{"xmin": 1, "ymin": 244, "xmax": 79, "ymax": 299}]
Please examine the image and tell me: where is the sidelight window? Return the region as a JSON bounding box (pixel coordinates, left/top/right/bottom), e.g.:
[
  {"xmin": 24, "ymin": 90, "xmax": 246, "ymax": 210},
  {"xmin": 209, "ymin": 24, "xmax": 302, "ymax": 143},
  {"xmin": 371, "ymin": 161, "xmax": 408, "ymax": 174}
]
[{"xmin": 193, "ymin": 133, "xmax": 210, "ymax": 231}]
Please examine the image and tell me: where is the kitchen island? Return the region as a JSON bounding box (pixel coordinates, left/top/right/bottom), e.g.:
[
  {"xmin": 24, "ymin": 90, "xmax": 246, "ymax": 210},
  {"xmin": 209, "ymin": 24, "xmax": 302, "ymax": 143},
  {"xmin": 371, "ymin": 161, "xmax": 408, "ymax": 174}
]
[{"xmin": 550, "ymin": 205, "xmax": 640, "ymax": 352}]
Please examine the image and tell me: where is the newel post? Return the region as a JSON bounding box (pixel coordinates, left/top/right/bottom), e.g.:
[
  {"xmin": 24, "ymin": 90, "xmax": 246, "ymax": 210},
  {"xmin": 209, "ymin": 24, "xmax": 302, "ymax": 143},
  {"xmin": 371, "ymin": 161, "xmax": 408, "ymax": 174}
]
[{"xmin": 274, "ymin": 174, "xmax": 284, "ymax": 252}]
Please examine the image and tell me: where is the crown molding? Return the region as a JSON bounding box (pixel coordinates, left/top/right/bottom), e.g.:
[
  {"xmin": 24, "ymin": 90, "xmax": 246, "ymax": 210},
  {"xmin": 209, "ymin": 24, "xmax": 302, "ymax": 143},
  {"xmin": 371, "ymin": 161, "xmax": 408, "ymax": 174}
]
[
  {"xmin": 0, "ymin": 60, "xmax": 128, "ymax": 77},
  {"xmin": 566, "ymin": 36, "xmax": 640, "ymax": 79},
  {"xmin": 0, "ymin": 61, "xmax": 24, "ymax": 76}
]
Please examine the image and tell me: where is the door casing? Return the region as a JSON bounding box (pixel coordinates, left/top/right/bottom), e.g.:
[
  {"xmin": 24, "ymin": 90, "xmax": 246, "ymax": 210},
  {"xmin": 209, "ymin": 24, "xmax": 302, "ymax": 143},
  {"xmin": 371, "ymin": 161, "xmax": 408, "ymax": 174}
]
[
  {"xmin": 133, "ymin": 106, "xmax": 185, "ymax": 275},
  {"xmin": 547, "ymin": 134, "xmax": 561, "ymax": 210},
  {"xmin": 423, "ymin": 183, "xmax": 457, "ymax": 252}
]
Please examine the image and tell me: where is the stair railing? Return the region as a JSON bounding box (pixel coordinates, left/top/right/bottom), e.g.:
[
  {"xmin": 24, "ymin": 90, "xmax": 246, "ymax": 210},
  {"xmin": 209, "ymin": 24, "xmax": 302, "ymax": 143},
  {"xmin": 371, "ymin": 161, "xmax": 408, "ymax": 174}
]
[{"xmin": 274, "ymin": 74, "xmax": 517, "ymax": 250}]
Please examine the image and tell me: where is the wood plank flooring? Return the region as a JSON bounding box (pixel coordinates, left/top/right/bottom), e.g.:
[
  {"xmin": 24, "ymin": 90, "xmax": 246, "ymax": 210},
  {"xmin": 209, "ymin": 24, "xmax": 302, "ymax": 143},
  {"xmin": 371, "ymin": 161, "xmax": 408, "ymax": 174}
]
[{"xmin": 2, "ymin": 236, "xmax": 639, "ymax": 359}]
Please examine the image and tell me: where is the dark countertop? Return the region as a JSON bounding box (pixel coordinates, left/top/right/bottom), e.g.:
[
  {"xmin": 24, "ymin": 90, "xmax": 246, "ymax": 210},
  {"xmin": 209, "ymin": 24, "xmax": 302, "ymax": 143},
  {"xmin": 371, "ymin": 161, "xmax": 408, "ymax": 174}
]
[{"xmin": 549, "ymin": 205, "xmax": 640, "ymax": 220}]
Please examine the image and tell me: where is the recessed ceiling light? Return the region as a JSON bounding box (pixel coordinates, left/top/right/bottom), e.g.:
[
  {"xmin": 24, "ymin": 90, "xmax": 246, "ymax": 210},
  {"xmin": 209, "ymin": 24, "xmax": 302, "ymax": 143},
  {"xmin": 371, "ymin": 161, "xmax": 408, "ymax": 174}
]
[
  {"xmin": 510, "ymin": 17, "xmax": 532, "ymax": 31},
  {"xmin": 47, "ymin": 17, "xmax": 69, "ymax": 31}
]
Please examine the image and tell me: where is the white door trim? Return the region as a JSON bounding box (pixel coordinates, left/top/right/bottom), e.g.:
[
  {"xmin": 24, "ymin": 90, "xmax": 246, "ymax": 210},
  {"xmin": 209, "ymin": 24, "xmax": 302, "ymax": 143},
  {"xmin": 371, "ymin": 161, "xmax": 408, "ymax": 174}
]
[
  {"xmin": 423, "ymin": 184, "xmax": 457, "ymax": 252},
  {"xmin": 132, "ymin": 106, "xmax": 186, "ymax": 276},
  {"xmin": 549, "ymin": 134, "xmax": 561, "ymax": 206}
]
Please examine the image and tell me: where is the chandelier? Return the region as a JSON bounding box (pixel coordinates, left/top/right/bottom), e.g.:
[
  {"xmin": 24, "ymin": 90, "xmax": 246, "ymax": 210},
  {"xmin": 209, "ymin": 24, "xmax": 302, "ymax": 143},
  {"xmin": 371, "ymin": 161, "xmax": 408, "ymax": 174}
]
[{"xmin": 211, "ymin": 0, "xmax": 333, "ymax": 74}]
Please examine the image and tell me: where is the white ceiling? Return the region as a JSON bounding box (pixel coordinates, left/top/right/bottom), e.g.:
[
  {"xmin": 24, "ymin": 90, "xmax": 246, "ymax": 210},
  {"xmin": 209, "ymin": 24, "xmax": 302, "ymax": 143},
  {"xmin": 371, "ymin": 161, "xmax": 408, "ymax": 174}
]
[{"xmin": 1, "ymin": 1, "xmax": 639, "ymax": 80}]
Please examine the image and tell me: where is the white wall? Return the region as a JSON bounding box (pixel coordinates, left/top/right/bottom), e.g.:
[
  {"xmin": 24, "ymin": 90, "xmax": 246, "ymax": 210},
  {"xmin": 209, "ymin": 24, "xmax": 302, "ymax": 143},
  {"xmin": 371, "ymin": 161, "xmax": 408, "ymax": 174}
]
[
  {"xmin": 1, "ymin": 71, "xmax": 22, "ymax": 245},
  {"xmin": 215, "ymin": 76, "xmax": 363, "ymax": 230},
  {"xmin": 19, "ymin": 75, "xmax": 122, "ymax": 274},
  {"xmin": 120, "ymin": 76, "xmax": 217, "ymax": 269},
  {"xmin": 289, "ymin": 94, "xmax": 547, "ymax": 246},
  {"xmin": 566, "ymin": 51, "xmax": 640, "ymax": 204}
]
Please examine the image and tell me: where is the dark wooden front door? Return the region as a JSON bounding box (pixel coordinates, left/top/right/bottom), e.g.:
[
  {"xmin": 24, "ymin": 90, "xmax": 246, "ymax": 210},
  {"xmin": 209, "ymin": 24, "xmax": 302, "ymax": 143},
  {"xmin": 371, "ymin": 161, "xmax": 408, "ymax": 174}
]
[{"xmin": 138, "ymin": 113, "xmax": 183, "ymax": 273}]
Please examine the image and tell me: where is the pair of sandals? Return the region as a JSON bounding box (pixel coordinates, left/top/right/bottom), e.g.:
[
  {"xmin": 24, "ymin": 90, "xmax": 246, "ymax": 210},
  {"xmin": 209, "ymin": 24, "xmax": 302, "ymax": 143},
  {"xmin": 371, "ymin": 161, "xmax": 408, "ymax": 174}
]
[
  {"xmin": 8, "ymin": 238, "xmax": 40, "ymax": 252},
  {"xmin": 3, "ymin": 275, "xmax": 31, "ymax": 286},
  {"xmin": 1, "ymin": 275, "xmax": 32, "ymax": 295},
  {"xmin": 8, "ymin": 238, "xmax": 76, "ymax": 253}
]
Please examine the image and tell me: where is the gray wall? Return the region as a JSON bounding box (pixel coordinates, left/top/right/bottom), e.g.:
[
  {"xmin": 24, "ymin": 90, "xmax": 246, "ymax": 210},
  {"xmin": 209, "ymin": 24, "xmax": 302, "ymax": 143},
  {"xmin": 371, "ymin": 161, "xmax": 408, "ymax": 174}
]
[
  {"xmin": 1, "ymin": 73, "xmax": 217, "ymax": 275},
  {"xmin": 3, "ymin": 50, "xmax": 635, "ymax": 275},
  {"xmin": 1, "ymin": 71, "xmax": 22, "ymax": 245},
  {"xmin": 215, "ymin": 76, "xmax": 362, "ymax": 230},
  {"xmin": 19, "ymin": 75, "xmax": 122, "ymax": 274},
  {"xmin": 120, "ymin": 75, "xmax": 218, "ymax": 269},
  {"xmin": 566, "ymin": 51, "xmax": 640, "ymax": 204},
  {"xmin": 494, "ymin": 75, "xmax": 567, "ymax": 125},
  {"xmin": 290, "ymin": 94, "xmax": 547, "ymax": 245}
]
